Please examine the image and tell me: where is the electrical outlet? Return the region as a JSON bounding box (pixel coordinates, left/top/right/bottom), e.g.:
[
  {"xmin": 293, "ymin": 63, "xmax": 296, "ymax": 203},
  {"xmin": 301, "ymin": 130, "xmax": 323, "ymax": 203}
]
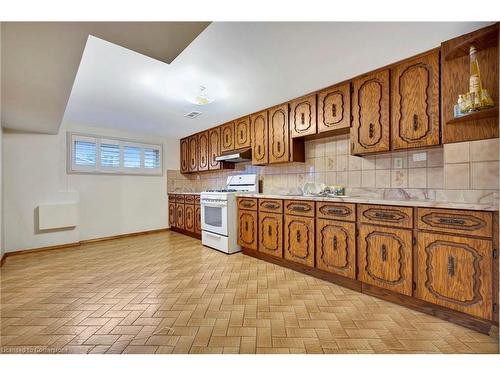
[
  {"xmin": 393, "ymin": 157, "xmax": 403, "ymax": 169},
  {"xmin": 413, "ymin": 152, "xmax": 427, "ymax": 162}
]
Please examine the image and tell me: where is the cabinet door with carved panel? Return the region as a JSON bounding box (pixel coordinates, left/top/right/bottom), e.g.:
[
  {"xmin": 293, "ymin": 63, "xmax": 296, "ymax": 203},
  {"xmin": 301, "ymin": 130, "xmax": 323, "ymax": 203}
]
[
  {"xmin": 175, "ymin": 203, "xmax": 185, "ymax": 229},
  {"xmin": 195, "ymin": 205, "xmax": 201, "ymax": 234},
  {"xmin": 358, "ymin": 224, "xmax": 413, "ymax": 296},
  {"xmin": 168, "ymin": 201, "xmax": 176, "ymax": 227},
  {"xmin": 391, "ymin": 50, "xmax": 440, "ymax": 150},
  {"xmin": 188, "ymin": 135, "xmax": 198, "ymax": 172},
  {"xmin": 185, "ymin": 205, "xmax": 195, "ymax": 232},
  {"xmin": 221, "ymin": 122, "xmax": 235, "ymax": 153},
  {"xmin": 290, "ymin": 94, "xmax": 317, "ymax": 138},
  {"xmin": 316, "ymin": 219, "xmax": 356, "ymax": 279},
  {"xmin": 318, "ymin": 82, "xmax": 351, "ymax": 133},
  {"xmin": 235, "ymin": 117, "xmax": 251, "ymax": 149},
  {"xmin": 284, "ymin": 215, "xmax": 315, "ymax": 267},
  {"xmin": 180, "ymin": 138, "xmax": 189, "ymax": 173},
  {"xmin": 268, "ymin": 104, "xmax": 290, "ymax": 164},
  {"xmin": 237, "ymin": 209, "xmax": 258, "ymax": 250},
  {"xmin": 198, "ymin": 131, "xmax": 209, "ymax": 171},
  {"xmin": 416, "ymin": 232, "xmax": 492, "ymax": 320},
  {"xmin": 351, "ymin": 70, "xmax": 390, "ymax": 155},
  {"xmin": 208, "ymin": 127, "xmax": 221, "ymax": 170},
  {"xmin": 259, "ymin": 212, "xmax": 283, "ymax": 258},
  {"xmin": 251, "ymin": 111, "xmax": 269, "ymax": 165}
]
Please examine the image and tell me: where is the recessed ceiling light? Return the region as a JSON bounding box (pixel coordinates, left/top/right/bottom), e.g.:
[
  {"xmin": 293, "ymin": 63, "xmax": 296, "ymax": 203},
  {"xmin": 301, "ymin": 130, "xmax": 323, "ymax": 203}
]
[{"xmin": 186, "ymin": 86, "xmax": 214, "ymax": 106}]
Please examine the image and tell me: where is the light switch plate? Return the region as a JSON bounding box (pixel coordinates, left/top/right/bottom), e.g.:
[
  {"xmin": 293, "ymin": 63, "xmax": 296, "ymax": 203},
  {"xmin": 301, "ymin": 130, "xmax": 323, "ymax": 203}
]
[
  {"xmin": 393, "ymin": 157, "xmax": 403, "ymax": 169},
  {"xmin": 413, "ymin": 152, "xmax": 427, "ymax": 162}
]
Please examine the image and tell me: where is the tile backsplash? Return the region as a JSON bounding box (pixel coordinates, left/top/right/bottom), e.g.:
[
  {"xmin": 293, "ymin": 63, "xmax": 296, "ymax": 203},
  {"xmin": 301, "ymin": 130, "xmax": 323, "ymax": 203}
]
[{"xmin": 167, "ymin": 134, "xmax": 499, "ymax": 205}]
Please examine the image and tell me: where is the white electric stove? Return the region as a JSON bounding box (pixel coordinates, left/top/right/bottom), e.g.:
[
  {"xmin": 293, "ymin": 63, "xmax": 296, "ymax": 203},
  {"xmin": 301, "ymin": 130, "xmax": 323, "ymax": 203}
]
[{"xmin": 201, "ymin": 174, "xmax": 258, "ymax": 254}]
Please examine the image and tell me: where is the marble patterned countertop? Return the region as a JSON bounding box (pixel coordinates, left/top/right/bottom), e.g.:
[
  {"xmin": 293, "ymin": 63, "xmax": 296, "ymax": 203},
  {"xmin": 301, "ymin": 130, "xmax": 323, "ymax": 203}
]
[
  {"xmin": 236, "ymin": 193, "xmax": 498, "ymax": 211},
  {"xmin": 167, "ymin": 192, "xmax": 201, "ymax": 195}
]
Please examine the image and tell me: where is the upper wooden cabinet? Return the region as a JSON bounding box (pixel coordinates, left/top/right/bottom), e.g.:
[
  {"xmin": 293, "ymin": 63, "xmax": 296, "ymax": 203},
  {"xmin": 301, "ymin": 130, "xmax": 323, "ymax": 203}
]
[
  {"xmin": 221, "ymin": 122, "xmax": 235, "ymax": 152},
  {"xmin": 208, "ymin": 127, "xmax": 221, "ymax": 170},
  {"xmin": 234, "ymin": 117, "xmax": 251, "ymax": 149},
  {"xmin": 391, "ymin": 50, "xmax": 440, "ymax": 150},
  {"xmin": 251, "ymin": 110, "xmax": 269, "ymax": 165},
  {"xmin": 198, "ymin": 131, "xmax": 209, "ymax": 172},
  {"xmin": 268, "ymin": 104, "xmax": 290, "ymax": 164},
  {"xmin": 351, "ymin": 70, "xmax": 390, "ymax": 155},
  {"xmin": 290, "ymin": 94, "xmax": 317, "ymax": 138},
  {"xmin": 188, "ymin": 135, "xmax": 198, "ymax": 172},
  {"xmin": 180, "ymin": 138, "xmax": 189, "ymax": 174},
  {"xmin": 318, "ymin": 82, "xmax": 351, "ymax": 133}
]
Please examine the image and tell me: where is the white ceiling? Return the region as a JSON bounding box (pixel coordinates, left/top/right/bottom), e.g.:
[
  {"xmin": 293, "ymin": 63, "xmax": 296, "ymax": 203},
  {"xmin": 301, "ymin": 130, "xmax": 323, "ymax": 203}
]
[{"xmin": 14, "ymin": 22, "xmax": 496, "ymax": 138}]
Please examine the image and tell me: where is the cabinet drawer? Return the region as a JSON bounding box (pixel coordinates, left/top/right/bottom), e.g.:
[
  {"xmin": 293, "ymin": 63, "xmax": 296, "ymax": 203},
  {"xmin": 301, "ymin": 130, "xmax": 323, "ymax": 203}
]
[
  {"xmin": 259, "ymin": 199, "xmax": 283, "ymax": 213},
  {"xmin": 316, "ymin": 202, "xmax": 356, "ymax": 222},
  {"xmin": 358, "ymin": 204, "xmax": 413, "ymax": 229},
  {"xmin": 417, "ymin": 208, "xmax": 493, "ymax": 238},
  {"xmin": 237, "ymin": 197, "xmax": 258, "ymax": 211},
  {"xmin": 185, "ymin": 195, "xmax": 195, "ymax": 205},
  {"xmin": 176, "ymin": 195, "xmax": 185, "ymax": 204},
  {"xmin": 284, "ymin": 200, "xmax": 315, "ymax": 217}
]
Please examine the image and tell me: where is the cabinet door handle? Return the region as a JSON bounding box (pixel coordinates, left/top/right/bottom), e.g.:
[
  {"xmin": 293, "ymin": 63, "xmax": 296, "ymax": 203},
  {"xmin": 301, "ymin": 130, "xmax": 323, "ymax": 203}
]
[
  {"xmin": 448, "ymin": 256, "xmax": 455, "ymax": 277},
  {"xmin": 268, "ymin": 225, "xmax": 272, "ymax": 236},
  {"xmin": 225, "ymin": 134, "xmax": 229, "ymax": 144},
  {"xmin": 301, "ymin": 113, "xmax": 305, "ymax": 125},
  {"xmin": 277, "ymin": 141, "xmax": 281, "ymax": 152},
  {"xmin": 240, "ymin": 130, "xmax": 244, "ymax": 140},
  {"xmin": 245, "ymin": 222, "xmax": 248, "ymax": 231},
  {"xmin": 296, "ymin": 231, "xmax": 301, "ymax": 242},
  {"xmin": 381, "ymin": 244, "xmax": 387, "ymax": 262},
  {"xmin": 369, "ymin": 123, "xmax": 374, "ymax": 138},
  {"xmin": 332, "ymin": 103, "xmax": 337, "ymax": 117},
  {"xmin": 413, "ymin": 114, "xmax": 418, "ymax": 131},
  {"xmin": 333, "ymin": 235, "xmax": 338, "ymax": 251},
  {"xmin": 258, "ymin": 145, "xmax": 262, "ymax": 155}
]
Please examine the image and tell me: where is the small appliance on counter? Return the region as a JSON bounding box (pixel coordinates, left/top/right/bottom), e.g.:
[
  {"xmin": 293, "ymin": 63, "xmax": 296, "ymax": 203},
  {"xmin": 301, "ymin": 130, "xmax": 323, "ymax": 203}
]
[{"xmin": 200, "ymin": 174, "xmax": 258, "ymax": 254}]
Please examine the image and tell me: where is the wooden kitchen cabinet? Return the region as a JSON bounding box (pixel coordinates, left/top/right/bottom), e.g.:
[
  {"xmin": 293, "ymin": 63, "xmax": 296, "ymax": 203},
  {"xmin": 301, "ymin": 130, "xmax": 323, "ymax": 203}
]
[
  {"xmin": 188, "ymin": 135, "xmax": 198, "ymax": 173},
  {"xmin": 185, "ymin": 204, "xmax": 195, "ymax": 232},
  {"xmin": 416, "ymin": 232, "xmax": 493, "ymax": 320},
  {"xmin": 208, "ymin": 127, "xmax": 221, "ymax": 170},
  {"xmin": 268, "ymin": 104, "xmax": 290, "ymax": 164},
  {"xmin": 168, "ymin": 199, "xmax": 176, "ymax": 227},
  {"xmin": 317, "ymin": 82, "xmax": 351, "ymax": 133},
  {"xmin": 284, "ymin": 214, "xmax": 315, "ymax": 267},
  {"xmin": 316, "ymin": 219, "xmax": 356, "ymax": 279},
  {"xmin": 391, "ymin": 50, "xmax": 440, "ymax": 150},
  {"xmin": 251, "ymin": 110, "xmax": 269, "ymax": 165},
  {"xmin": 198, "ymin": 131, "xmax": 209, "ymax": 172},
  {"xmin": 358, "ymin": 224, "xmax": 413, "ymax": 296},
  {"xmin": 351, "ymin": 69, "xmax": 390, "ymax": 155},
  {"xmin": 195, "ymin": 205, "xmax": 202, "ymax": 234},
  {"xmin": 234, "ymin": 116, "xmax": 251, "ymax": 149},
  {"xmin": 175, "ymin": 202, "xmax": 185, "ymax": 229},
  {"xmin": 259, "ymin": 212, "xmax": 283, "ymax": 258},
  {"xmin": 221, "ymin": 122, "xmax": 235, "ymax": 153},
  {"xmin": 237, "ymin": 208, "xmax": 258, "ymax": 250},
  {"xmin": 180, "ymin": 138, "xmax": 189, "ymax": 174},
  {"xmin": 290, "ymin": 94, "xmax": 317, "ymax": 138}
]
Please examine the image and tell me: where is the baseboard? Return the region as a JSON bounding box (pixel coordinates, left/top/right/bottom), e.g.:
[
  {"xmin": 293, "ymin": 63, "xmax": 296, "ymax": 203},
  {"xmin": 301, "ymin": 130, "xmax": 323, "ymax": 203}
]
[
  {"xmin": 1, "ymin": 228, "xmax": 169, "ymax": 265},
  {"xmin": 170, "ymin": 227, "xmax": 201, "ymax": 240}
]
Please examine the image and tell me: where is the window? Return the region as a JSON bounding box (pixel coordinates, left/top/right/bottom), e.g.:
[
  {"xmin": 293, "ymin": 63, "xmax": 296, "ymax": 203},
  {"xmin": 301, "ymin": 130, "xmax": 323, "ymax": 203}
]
[{"xmin": 68, "ymin": 133, "xmax": 162, "ymax": 175}]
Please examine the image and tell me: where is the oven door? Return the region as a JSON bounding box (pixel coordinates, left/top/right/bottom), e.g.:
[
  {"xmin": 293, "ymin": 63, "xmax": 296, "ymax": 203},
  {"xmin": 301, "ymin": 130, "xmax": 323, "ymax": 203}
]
[{"xmin": 201, "ymin": 199, "xmax": 228, "ymax": 236}]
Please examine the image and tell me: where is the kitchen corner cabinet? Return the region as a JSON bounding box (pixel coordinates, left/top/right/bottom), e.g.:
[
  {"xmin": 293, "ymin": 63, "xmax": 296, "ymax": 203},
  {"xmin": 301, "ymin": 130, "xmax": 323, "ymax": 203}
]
[
  {"xmin": 351, "ymin": 69, "xmax": 390, "ymax": 155},
  {"xmin": 180, "ymin": 138, "xmax": 189, "ymax": 174},
  {"xmin": 358, "ymin": 224, "xmax": 413, "ymax": 296},
  {"xmin": 237, "ymin": 205, "xmax": 258, "ymax": 251},
  {"xmin": 251, "ymin": 110, "xmax": 269, "ymax": 165},
  {"xmin": 221, "ymin": 122, "xmax": 235, "ymax": 153},
  {"xmin": 188, "ymin": 135, "xmax": 198, "ymax": 173},
  {"xmin": 290, "ymin": 94, "xmax": 317, "ymax": 138},
  {"xmin": 235, "ymin": 116, "xmax": 251, "ymax": 149},
  {"xmin": 198, "ymin": 131, "xmax": 209, "ymax": 172},
  {"xmin": 317, "ymin": 82, "xmax": 351, "ymax": 133},
  {"xmin": 391, "ymin": 50, "xmax": 440, "ymax": 150},
  {"xmin": 268, "ymin": 104, "xmax": 290, "ymax": 164}
]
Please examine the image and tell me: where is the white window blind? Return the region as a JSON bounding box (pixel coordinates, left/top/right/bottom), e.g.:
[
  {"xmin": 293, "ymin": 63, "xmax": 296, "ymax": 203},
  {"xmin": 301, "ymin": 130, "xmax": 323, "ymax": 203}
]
[{"xmin": 68, "ymin": 133, "xmax": 162, "ymax": 175}]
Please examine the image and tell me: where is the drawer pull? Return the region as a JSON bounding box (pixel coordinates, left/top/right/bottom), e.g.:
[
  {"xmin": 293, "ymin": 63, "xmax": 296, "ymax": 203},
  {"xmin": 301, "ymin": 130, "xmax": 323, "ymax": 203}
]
[
  {"xmin": 381, "ymin": 244, "xmax": 387, "ymax": 262},
  {"xmin": 290, "ymin": 205, "xmax": 311, "ymax": 213},
  {"xmin": 333, "ymin": 236, "xmax": 338, "ymax": 251},
  {"xmin": 263, "ymin": 203, "xmax": 279, "ymax": 210},
  {"xmin": 438, "ymin": 217, "xmax": 466, "ymax": 226},
  {"xmin": 448, "ymin": 256, "xmax": 455, "ymax": 277},
  {"xmin": 326, "ymin": 208, "xmax": 344, "ymax": 216},
  {"xmin": 241, "ymin": 201, "xmax": 254, "ymax": 208},
  {"xmin": 413, "ymin": 114, "xmax": 418, "ymax": 130},
  {"xmin": 374, "ymin": 212, "xmax": 397, "ymax": 220},
  {"xmin": 268, "ymin": 225, "xmax": 272, "ymax": 236},
  {"xmin": 296, "ymin": 231, "xmax": 301, "ymax": 242},
  {"xmin": 369, "ymin": 123, "xmax": 374, "ymax": 138},
  {"xmin": 331, "ymin": 103, "xmax": 337, "ymax": 117}
]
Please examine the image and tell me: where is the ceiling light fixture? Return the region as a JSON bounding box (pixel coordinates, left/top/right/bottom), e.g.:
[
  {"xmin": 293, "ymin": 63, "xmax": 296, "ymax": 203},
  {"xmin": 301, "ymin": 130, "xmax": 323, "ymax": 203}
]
[{"xmin": 186, "ymin": 85, "xmax": 214, "ymax": 106}]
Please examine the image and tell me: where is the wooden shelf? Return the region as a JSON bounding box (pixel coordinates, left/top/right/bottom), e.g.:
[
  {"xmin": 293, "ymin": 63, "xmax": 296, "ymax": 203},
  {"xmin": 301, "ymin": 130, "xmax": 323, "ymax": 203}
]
[
  {"xmin": 446, "ymin": 107, "xmax": 498, "ymax": 125},
  {"xmin": 445, "ymin": 25, "xmax": 498, "ymax": 61}
]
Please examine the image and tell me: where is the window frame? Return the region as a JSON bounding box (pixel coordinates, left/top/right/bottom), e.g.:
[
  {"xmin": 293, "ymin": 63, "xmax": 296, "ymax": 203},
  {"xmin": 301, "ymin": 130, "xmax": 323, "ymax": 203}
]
[{"xmin": 67, "ymin": 132, "xmax": 163, "ymax": 176}]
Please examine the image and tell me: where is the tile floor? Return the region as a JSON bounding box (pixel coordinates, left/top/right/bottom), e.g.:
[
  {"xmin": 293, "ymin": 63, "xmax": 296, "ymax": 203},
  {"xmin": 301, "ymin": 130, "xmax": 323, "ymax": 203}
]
[{"xmin": 1, "ymin": 231, "xmax": 498, "ymax": 354}]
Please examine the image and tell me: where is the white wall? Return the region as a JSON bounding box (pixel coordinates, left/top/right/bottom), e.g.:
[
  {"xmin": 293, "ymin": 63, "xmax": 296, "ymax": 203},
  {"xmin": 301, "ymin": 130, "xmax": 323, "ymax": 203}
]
[{"xmin": 3, "ymin": 122, "xmax": 179, "ymax": 252}]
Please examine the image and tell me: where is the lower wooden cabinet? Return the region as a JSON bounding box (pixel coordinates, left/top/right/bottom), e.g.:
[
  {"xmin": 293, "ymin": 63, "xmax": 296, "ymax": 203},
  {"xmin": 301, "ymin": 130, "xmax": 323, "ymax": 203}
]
[
  {"xmin": 316, "ymin": 219, "xmax": 356, "ymax": 279},
  {"xmin": 258, "ymin": 212, "xmax": 283, "ymax": 258},
  {"xmin": 185, "ymin": 205, "xmax": 195, "ymax": 232},
  {"xmin": 237, "ymin": 209, "xmax": 258, "ymax": 250},
  {"xmin": 195, "ymin": 205, "xmax": 202, "ymax": 234},
  {"xmin": 284, "ymin": 215, "xmax": 315, "ymax": 267},
  {"xmin": 168, "ymin": 201, "xmax": 176, "ymax": 227},
  {"xmin": 358, "ymin": 224, "xmax": 413, "ymax": 296},
  {"xmin": 175, "ymin": 203, "xmax": 185, "ymax": 229},
  {"xmin": 416, "ymin": 232, "xmax": 493, "ymax": 320}
]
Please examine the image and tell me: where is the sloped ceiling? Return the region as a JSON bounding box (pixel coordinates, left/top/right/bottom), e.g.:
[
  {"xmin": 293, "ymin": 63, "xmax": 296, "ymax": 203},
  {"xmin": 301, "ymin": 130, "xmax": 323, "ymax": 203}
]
[{"xmin": 0, "ymin": 22, "xmax": 209, "ymax": 134}]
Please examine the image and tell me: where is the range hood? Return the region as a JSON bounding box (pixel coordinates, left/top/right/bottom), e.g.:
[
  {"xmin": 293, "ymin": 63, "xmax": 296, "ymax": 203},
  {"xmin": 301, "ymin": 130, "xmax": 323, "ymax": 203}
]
[{"xmin": 215, "ymin": 147, "xmax": 252, "ymax": 163}]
